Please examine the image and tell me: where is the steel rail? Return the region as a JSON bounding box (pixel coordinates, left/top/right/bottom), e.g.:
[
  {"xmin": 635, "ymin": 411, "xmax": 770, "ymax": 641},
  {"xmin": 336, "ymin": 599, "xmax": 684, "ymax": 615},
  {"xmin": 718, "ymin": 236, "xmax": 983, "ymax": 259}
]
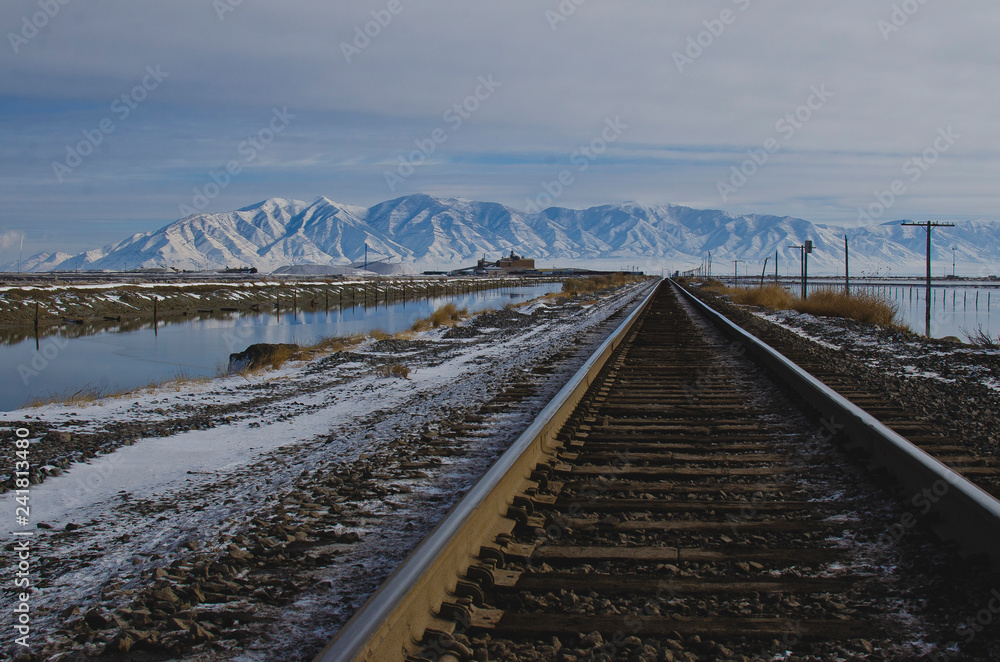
[
  {"xmin": 671, "ymin": 278, "xmax": 1000, "ymax": 564},
  {"xmin": 314, "ymin": 281, "xmax": 660, "ymax": 662}
]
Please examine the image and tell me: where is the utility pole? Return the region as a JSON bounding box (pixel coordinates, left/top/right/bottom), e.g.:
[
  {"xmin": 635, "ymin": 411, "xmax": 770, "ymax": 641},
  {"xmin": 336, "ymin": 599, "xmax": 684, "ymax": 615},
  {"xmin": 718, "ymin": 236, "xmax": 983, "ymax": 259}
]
[
  {"xmin": 775, "ymin": 249, "xmax": 779, "ymax": 284},
  {"xmin": 760, "ymin": 256, "xmax": 769, "ymax": 287},
  {"xmin": 803, "ymin": 240, "xmax": 812, "ymax": 299},
  {"xmin": 733, "ymin": 259, "xmax": 742, "ymax": 287},
  {"xmin": 901, "ymin": 221, "xmax": 955, "ymax": 336},
  {"xmin": 707, "ymin": 251, "xmax": 711, "ymax": 279},
  {"xmin": 952, "ymin": 246, "xmax": 956, "ymax": 278},
  {"xmin": 844, "ymin": 235, "xmax": 850, "ymax": 295}
]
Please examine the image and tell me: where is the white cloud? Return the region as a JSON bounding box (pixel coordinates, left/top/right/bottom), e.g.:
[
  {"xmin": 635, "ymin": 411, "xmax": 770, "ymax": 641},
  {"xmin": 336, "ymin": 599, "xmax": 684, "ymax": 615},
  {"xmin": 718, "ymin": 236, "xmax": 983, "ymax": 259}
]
[{"xmin": 0, "ymin": 230, "xmax": 24, "ymax": 251}]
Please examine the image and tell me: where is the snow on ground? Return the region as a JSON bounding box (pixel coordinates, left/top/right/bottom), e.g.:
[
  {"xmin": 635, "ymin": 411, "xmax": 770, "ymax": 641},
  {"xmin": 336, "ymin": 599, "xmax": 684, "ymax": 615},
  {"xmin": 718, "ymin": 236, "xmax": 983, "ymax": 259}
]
[
  {"xmin": 756, "ymin": 310, "xmax": 843, "ymax": 351},
  {"xmin": 752, "ymin": 307, "xmax": 1000, "ymax": 389},
  {"xmin": 0, "ymin": 280, "xmax": 655, "ymax": 661}
]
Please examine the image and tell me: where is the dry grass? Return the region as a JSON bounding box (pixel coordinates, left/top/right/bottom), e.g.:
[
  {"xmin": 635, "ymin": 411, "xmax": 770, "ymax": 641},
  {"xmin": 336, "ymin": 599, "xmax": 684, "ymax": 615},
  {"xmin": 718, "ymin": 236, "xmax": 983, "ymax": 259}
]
[
  {"xmin": 264, "ymin": 344, "xmax": 298, "ymax": 370},
  {"xmin": 26, "ymin": 370, "xmax": 212, "ymax": 408},
  {"xmin": 409, "ymin": 317, "xmax": 433, "ymax": 332},
  {"xmin": 429, "ymin": 303, "xmax": 468, "ymax": 327},
  {"xmin": 27, "ymin": 387, "xmax": 104, "ymax": 408},
  {"xmin": 729, "ymin": 285, "xmax": 796, "ymax": 309},
  {"xmin": 310, "ymin": 333, "xmax": 365, "ymax": 354},
  {"xmin": 369, "ymin": 328, "xmax": 392, "ymax": 341},
  {"xmin": 702, "ymin": 282, "xmax": 907, "ymax": 329},
  {"xmin": 376, "ymin": 363, "xmax": 411, "ymax": 379},
  {"xmin": 410, "ymin": 303, "xmax": 469, "ymax": 332},
  {"xmin": 794, "ymin": 289, "xmax": 904, "ymax": 328},
  {"xmin": 560, "ymin": 273, "xmax": 644, "ymax": 297},
  {"xmin": 295, "ymin": 333, "xmax": 366, "ymax": 362}
]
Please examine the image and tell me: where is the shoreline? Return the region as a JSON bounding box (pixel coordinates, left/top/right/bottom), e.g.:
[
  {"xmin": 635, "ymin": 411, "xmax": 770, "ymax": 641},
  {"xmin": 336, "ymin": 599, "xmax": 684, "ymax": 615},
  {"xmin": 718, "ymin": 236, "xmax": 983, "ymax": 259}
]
[{"xmin": 0, "ymin": 276, "xmax": 544, "ymax": 332}]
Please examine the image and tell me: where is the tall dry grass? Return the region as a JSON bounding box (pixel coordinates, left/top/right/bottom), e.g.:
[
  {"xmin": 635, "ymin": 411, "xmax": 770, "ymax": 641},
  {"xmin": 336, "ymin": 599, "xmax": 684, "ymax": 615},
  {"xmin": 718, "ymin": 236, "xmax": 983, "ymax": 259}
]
[
  {"xmin": 729, "ymin": 285, "xmax": 796, "ymax": 309},
  {"xmin": 263, "ymin": 344, "xmax": 298, "ymax": 369},
  {"xmin": 410, "ymin": 303, "xmax": 469, "ymax": 332},
  {"xmin": 561, "ymin": 273, "xmax": 644, "ymax": 296},
  {"xmin": 794, "ymin": 289, "xmax": 903, "ymax": 327},
  {"xmin": 703, "ymin": 282, "xmax": 907, "ymax": 329}
]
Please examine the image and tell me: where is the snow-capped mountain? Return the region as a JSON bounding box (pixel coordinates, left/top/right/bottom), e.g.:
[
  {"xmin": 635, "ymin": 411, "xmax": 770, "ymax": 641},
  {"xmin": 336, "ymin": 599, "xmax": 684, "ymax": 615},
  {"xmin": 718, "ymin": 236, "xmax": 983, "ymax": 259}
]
[
  {"xmin": 5, "ymin": 195, "xmax": 1000, "ymax": 276},
  {"xmin": 8, "ymin": 251, "xmax": 75, "ymax": 272}
]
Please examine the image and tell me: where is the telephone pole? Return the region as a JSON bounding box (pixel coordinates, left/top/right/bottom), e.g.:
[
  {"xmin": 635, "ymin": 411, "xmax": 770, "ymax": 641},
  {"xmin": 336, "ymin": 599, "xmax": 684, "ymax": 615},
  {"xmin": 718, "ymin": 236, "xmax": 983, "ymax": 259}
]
[
  {"xmin": 803, "ymin": 240, "xmax": 812, "ymax": 299},
  {"xmin": 844, "ymin": 235, "xmax": 850, "ymax": 295},
  {"xmin": 733, "ymin": 259, "xmax": 742, "ymax": 287},
  {"xmin": 901, "ymin": 221, "xmax": 955, "ymax": 336}
]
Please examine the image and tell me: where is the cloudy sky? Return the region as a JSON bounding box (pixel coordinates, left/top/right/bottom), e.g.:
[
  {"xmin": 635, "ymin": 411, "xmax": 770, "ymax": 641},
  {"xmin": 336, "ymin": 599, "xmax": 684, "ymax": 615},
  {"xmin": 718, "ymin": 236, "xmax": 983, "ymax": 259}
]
[{"xmin": 2, "ymin": 0, "xmax": 998, "ymax": 260}]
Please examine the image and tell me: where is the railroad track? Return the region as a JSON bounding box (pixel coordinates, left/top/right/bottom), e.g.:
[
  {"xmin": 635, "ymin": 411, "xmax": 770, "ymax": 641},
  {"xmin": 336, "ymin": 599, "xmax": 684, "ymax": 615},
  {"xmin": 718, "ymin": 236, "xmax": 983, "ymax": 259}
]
[
  {"xmin": 317, "ymin": 280, "xmax": 1000, "ymax": 662},
  {"xmin": 676, "ymin": 288, "xmax": 1000, "ymax": 501}
]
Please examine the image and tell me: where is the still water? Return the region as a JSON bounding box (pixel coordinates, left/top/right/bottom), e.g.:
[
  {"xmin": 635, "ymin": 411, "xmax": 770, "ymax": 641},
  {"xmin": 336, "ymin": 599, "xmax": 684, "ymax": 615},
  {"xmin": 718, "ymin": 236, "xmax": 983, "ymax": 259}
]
[
  {"xmin": 1, "ymin": 283, "xmax": 562, "ymax": 412},
  {"xmin": 807, "ymin": 281, "xmax": 999, "ymax": 340}
]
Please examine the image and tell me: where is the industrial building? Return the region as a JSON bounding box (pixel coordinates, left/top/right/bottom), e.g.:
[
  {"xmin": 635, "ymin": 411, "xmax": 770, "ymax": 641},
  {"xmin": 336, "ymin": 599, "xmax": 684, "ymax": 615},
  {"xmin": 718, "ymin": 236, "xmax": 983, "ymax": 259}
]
[{"xmin": 451, "ymin": 251, "xmax": 537, "ymax": 276}]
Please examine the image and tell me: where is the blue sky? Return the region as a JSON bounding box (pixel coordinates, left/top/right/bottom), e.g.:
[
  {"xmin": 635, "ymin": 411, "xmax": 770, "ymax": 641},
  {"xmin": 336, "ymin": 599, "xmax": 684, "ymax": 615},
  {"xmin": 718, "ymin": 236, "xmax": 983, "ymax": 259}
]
[{"xmin": 2, "ymin": 1, "xmax": 999, "ymax": 260}]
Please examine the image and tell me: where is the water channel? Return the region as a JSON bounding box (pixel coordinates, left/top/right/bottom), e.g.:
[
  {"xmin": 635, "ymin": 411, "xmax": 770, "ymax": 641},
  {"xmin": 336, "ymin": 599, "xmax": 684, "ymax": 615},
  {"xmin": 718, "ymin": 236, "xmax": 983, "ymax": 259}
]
[{"xmin": 1, "ymin": 283, "xmax": 562, "ymax": 412}]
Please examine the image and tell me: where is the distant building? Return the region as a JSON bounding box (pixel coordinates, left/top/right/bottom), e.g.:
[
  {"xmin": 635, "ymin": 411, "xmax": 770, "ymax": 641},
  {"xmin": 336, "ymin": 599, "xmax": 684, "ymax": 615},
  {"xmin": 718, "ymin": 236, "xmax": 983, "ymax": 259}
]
[
  {"xmin": 450, "ymin": 250, "xmax": 538, "ymax": 276},
  {"xmin": 474, "ymin": 250, "xmax": 535, "ymax": 275},
  {"xmin": 493, "ymin": 251, "xmax": 535, "ymax": 273}
]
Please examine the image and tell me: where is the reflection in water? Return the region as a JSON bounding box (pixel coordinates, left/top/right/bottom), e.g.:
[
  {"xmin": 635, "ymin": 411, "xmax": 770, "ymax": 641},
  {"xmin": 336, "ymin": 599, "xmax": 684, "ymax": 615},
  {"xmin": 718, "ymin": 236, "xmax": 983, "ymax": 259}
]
[
  {"xmin": 802, "ymin": 282, "xmax": 999, "ymax": 339},
  {"xmin": 0, "ymin": 283, "xmax": 562, "ymax": 411},
  {"xmin": 0, "ymin": 309, "xmax": 242, "ymax": 346}
]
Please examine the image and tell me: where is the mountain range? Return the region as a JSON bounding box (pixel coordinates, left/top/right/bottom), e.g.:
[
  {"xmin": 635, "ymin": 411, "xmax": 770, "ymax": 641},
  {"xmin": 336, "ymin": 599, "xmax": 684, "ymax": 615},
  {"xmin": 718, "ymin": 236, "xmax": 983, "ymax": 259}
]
[{"xmin": 5, "ymin": 194, "xmax": 998, "ymax": 277}]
